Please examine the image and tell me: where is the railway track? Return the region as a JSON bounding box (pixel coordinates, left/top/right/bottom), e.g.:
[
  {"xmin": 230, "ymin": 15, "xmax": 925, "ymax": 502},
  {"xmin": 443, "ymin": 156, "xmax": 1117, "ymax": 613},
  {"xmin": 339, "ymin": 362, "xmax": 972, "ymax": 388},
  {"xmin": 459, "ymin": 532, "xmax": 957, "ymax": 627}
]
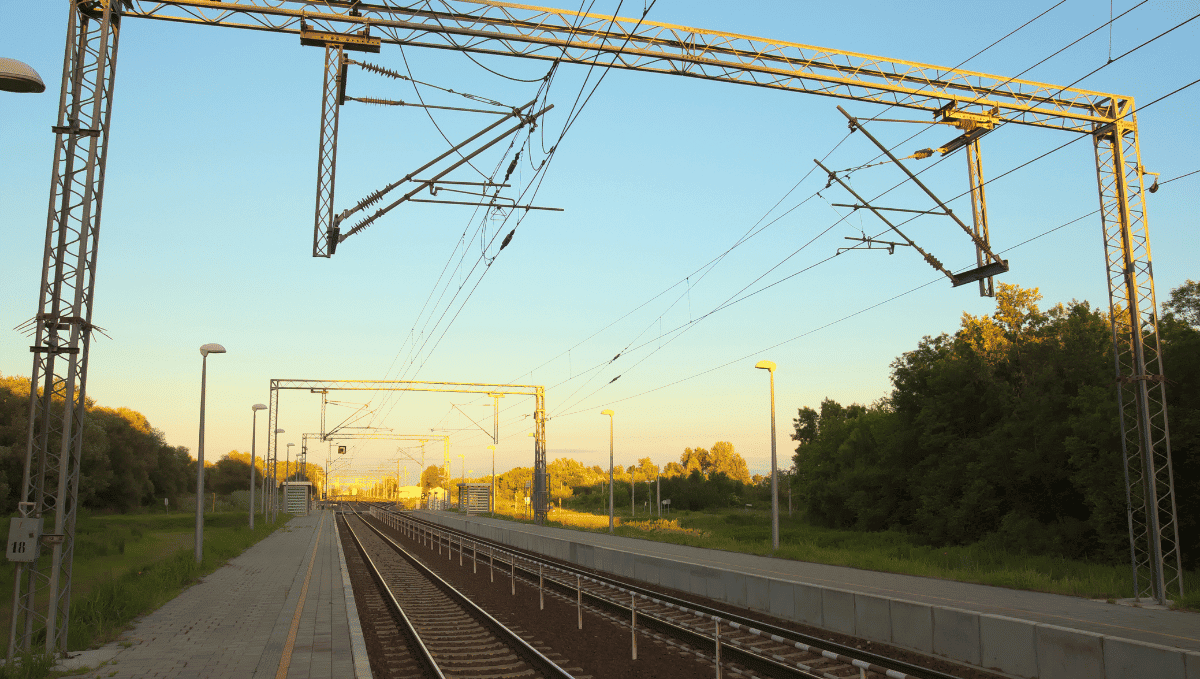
[
  {"xmin": 363, "ymin": 504, "xmax": 974, "ymax": 679},
  {"xmin": 339, "ymin": 509, "xmax": 581, "ymax": 679}
]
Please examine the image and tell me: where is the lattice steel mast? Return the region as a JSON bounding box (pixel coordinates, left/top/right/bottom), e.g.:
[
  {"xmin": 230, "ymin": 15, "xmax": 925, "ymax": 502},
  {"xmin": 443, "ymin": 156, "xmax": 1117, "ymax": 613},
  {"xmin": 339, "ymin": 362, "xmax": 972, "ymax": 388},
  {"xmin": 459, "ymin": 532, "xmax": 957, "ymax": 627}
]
[
  {"xmin": 10, "ymin": 0, "xmax": 121, "ymax": 657},
  {"xmin": 15, "ymin": 2, "xmax": 1181, "ymax": 657}
]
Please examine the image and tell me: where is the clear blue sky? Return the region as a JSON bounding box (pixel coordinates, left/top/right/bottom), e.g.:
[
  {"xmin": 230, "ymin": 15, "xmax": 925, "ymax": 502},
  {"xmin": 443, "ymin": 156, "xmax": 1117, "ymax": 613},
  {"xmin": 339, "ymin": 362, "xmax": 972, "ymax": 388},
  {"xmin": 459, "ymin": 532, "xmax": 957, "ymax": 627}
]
[{"xmin": 2, "ymin": 1, "xmax": 1197, "ymax": 482}]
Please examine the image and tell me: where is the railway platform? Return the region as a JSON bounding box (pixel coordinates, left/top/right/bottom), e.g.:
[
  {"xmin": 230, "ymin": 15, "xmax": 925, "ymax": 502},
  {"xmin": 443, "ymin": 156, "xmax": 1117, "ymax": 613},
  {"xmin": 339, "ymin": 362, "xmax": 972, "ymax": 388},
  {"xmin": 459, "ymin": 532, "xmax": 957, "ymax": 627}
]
[
  {"xmin": 61, "ymin": 510, "xmax": 371, "ymax": 678},
  {"xmin": 414, "ymin": 510, "xmax": 1200, "ymax": 679}
]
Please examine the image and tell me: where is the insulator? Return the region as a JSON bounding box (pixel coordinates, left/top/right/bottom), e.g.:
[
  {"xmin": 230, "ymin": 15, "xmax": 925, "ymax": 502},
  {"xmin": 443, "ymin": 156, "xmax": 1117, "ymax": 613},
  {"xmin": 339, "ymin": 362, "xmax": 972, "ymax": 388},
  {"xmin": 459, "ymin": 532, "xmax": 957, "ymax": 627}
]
[
  {"xmin": 357, "ymin": 60, "xmax": 407, "ymax": 81},
  {"xmin": 503, "ymin": 151, "xmax": 521, "ymax": 183},
  {"xmin": 359, "ymin": 187, "xmax": 387, "ymax": 209},
  {"xmin": 499, "ymin": 228, "xmax": 515, "ymax": 251}
]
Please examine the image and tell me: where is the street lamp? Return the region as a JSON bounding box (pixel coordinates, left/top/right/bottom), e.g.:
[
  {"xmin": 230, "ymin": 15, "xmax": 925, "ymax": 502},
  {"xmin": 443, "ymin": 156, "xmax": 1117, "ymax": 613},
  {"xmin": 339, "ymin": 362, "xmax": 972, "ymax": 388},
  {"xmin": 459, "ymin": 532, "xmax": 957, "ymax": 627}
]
[
  {"xmin": 457, "ymin": 453, "xmax": 465, "ymax": 507},
  {"xmin": 249, "ymin": 404, "xmax": 267, "ymax": 530},
  {"xmin": 487, "ymin": 444, "xmax": 496, "ymax": 516},
  {"xmin": 271, "ymin": 428, "xmax": 284, "ymax": 522},
  {"xmin": 286, "ymin": 443, "xmax": 295, "ymax": 483},
  {"xmin": 601, "ymin": 409, "xmax": 615, "ymax": 534},
  {"xmin": 196, "ymin": 343, "xmax": 226, "ymax": 564},
  {"xmin": 755, "ymin": 360, "xmax": 779, "ymax": 553},
  {"xmin": 0, "ymin": 58, "xmax": 46, "ymax": 93}
]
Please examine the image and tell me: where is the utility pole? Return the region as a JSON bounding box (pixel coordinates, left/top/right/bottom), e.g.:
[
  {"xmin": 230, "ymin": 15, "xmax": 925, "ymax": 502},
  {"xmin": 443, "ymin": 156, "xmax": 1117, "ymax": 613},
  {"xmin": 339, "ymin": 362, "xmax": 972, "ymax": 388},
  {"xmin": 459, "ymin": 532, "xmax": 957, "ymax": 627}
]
[{"xmin": 487, "ymin": 393, "xmax": 504, "ymax": 515}]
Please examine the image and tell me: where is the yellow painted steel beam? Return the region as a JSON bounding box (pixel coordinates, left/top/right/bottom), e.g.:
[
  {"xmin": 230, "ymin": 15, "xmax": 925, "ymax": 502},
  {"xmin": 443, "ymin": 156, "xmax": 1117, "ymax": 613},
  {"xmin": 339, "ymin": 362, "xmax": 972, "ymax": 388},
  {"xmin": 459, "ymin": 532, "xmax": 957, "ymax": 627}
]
[{"xmin": 122, "ymin": 0, "xmax": 1124, "ymax": 133}]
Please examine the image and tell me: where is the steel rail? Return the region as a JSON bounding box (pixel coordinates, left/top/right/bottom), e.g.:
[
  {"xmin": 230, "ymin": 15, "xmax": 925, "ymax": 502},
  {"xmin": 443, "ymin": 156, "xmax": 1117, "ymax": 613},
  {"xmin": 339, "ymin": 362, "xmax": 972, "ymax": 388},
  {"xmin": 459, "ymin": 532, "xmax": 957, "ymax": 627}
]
[
  {"xmin": 339, "ymin": 511, "xmax": 446, "ymax": 679},
  {"xmin": 384, "ymin": 506, "xmax": 964, "ymax": 679},
  {"xmin": 346, "ymin": 505, "xmax": 578, "ymax": 679}
]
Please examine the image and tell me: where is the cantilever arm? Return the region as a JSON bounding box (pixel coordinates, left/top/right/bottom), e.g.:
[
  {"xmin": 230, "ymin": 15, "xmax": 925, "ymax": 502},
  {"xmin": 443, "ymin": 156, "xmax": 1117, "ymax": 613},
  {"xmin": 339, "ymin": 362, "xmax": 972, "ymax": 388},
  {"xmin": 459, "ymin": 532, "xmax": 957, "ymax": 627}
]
[
  {"xmin": 815, "ymin": 158, "xmax": 957, "ymax": 284},
  {"xmin": 338, "ymin": 103, "xmax": 554, "ymax": 242},
  {"xmin": 838, "ymin": 106, "xmax": 1003, "ymax": 262}
]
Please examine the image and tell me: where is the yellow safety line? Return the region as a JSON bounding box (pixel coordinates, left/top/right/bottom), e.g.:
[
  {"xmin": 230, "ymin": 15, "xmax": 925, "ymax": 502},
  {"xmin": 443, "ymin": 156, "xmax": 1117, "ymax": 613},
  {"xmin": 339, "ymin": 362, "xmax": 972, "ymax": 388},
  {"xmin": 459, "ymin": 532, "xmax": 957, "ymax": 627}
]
[{"xmin": 276, "ymin": 511, "xmax": 325, "ymax": 679}]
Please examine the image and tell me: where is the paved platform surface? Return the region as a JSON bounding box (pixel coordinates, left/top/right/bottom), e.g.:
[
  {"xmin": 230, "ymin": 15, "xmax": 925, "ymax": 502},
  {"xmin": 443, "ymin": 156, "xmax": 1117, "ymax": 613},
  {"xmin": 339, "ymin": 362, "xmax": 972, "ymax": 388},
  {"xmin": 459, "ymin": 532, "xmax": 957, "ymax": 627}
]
[
  {"xmin": 66, "ymin": 510, "xmax": 369, "ymax": 678},
  {"xmin": 418, "ymin": 511, "xmax": 1200, "ymax": 652}
]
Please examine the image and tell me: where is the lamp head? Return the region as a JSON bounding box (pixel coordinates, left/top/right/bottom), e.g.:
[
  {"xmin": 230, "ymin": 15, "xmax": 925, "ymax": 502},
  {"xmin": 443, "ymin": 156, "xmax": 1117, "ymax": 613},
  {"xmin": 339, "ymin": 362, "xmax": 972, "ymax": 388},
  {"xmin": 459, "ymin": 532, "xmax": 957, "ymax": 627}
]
[
  {"xmin": 0, "ymin": 58, "xmax": 46, "ymax": 93},
  {"xmin": 252, "ymin": 403, "xmax": 268, "ymax": 411},
  {"xmin": 275, "ymin": 428, "xmax": 285, "ymax": 434},
  {"xmin": 601, "ymin": 409, "xmax": 614, "ymax": 417},
  {"xmin": 287, "ymin": 443, "xmax": 295, "ymax": 448},
  {"xmin": 199, "ymin": 343, "xmax": 226, "ymax": 357},
  {"xmin": 755, "ymin": 360, "xmax": 776, "ymax": 372}
]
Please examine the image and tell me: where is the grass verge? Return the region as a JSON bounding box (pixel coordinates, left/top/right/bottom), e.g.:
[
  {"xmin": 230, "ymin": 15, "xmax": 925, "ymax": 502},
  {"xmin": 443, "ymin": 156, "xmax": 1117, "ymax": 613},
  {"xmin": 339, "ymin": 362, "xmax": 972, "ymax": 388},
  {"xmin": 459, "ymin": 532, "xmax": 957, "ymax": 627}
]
[{"xmin": 486, "ymin": 503, "xmax": 1199, "ymax": 608}]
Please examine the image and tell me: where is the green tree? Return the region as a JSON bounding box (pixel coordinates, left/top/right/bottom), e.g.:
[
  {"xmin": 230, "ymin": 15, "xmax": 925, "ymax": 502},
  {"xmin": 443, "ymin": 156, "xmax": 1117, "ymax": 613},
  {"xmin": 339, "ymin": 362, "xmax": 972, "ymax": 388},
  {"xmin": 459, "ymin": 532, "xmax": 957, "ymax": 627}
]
[
  {"xmin": 420, "ymin": 464, "xmax": 448, "ymax": 491},
  {"xmin": 707, "ymin": 441, "xmax": 750, "ymax": 482}
]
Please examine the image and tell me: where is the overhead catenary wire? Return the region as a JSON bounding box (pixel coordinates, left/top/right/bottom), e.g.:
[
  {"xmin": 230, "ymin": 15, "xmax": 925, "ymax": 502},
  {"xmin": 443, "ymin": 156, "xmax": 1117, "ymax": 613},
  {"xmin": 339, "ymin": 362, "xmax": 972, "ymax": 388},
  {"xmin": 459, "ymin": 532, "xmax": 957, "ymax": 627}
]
[
  {"xmin": 473, "ymin": 0, "xmax": 1074, "ymax": 402},
  {"xmin": 544, "ymin": 74, "xmax": 1200, "ymax": 418},
  {"xmin": 346, "ymin": 3, "xmax": 1189, "ymax": 461},
  {"xmin": 374, "ymin": 0, "xmax": 1057, "ymax": 428}
]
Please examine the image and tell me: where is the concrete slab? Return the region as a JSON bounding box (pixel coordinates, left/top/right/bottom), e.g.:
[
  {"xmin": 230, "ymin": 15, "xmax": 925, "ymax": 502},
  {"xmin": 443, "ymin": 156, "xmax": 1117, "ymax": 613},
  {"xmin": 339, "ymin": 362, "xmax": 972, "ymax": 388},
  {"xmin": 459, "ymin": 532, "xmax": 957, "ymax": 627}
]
[
  {"xmin": 1103, "ymin": 636, "xmax": 1186, "ymax": 679},
  {"xmin": 746, "ymin": 574, "xmax": 771, "ymax": 613},
  {"xmin": 822, "ymin": 587, "xmax": 856, "ymax": 636},
  {"xmin": 722, "ymin": 569, "xmax": 748, "ymax": 608},
  {"xmin": 689, "ymin": 566, "xmax": 715, "ymax": 598},
  {"xmin": 890, "ymin": 599, "xmax": 933, "ymax": 654},
  {"xmin": 933, "ymin": 606, "xmax": 981, "ymax": 665},
  {"xmin": 1036, "ymin": 624, "xmax": 1105, "ymax": 679},
  {"xmin": 768, "ymin": 579, "xmax": 795, "ymax": 620},
  {"xmin": 1187, "ymin": 651, "xmax": 1200, "ymax": 679},
  {"xmin": 794, "ymin": 582, "xmax": 824, "ymax": 627},
  {"xmin": 854, "ymin": 593, "xmax": 892, "ymax": 645},
  {"xmin": 980, "ymin": 614, "xmax": 1038, "ymax": 678}
]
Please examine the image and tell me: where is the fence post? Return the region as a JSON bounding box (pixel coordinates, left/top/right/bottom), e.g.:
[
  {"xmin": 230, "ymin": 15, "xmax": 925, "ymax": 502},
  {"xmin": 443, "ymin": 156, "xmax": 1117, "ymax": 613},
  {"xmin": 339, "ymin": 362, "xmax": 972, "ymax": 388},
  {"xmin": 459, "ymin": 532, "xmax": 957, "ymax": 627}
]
[
  {"xmin": 714, "ymin": 619, "xmax": 722, "ymax": 679},
  {"xmin": 631, "ymin": 593, "xmax": 637, "ymax": 660}
]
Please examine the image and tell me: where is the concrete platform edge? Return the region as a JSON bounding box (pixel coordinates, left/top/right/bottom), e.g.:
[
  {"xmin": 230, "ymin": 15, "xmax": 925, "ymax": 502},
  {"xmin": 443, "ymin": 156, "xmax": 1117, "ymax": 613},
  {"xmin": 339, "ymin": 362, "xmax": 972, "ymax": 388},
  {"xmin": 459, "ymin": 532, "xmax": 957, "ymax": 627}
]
[
  {"xmin": 414, "ymin": 511, "xmax": 1193, "ymax": 679},
  {"xmin": 334, "ymin": 515, "xmax": 374, "ymax": 679}
]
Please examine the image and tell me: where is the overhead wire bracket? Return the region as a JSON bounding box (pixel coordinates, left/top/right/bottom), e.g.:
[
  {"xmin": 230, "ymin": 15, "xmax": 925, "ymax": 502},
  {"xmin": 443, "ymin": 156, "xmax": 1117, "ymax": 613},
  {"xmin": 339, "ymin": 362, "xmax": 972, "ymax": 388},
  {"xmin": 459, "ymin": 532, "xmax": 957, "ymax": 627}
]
[
  {"xmin": 333, "ymin": 100, "xmax": 555, "ymax": 245},
  {"xmin": 816, "ymin": 159, "xmax": 958, "ymax": 284},
  {"xmin": 837, "ymin": 235, "xmax": 911, "ymax": 255},
  {"xmin": 837, "ymin": 106, "xmax": 1008, "ymax": 293}
]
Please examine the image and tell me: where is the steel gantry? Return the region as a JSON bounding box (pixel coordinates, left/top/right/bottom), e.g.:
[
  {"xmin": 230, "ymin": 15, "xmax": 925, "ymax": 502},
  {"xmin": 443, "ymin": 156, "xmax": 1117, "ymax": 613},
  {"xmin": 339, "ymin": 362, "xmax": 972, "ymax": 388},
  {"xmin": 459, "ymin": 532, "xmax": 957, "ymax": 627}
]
[
  {"xmin": 265, "ymin": 378, "xmax": 547, "ymax": 519},
  {"xmin": 300, "ymin": 431, "xmax": 451, "ymax": 499},
  {"xmin": 13, "ymin": 0, "xmax": 1181, "ymax": 657}
]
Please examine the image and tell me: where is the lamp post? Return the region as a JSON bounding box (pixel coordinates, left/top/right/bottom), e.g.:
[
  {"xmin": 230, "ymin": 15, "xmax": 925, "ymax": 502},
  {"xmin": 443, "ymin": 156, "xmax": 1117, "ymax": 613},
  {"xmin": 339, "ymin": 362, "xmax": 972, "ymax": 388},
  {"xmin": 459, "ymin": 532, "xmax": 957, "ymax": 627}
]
[
  {"xmin": 487, "ymin": 444, "xmax": 496, "ymax": 516},
  {"xmin": 487, "ymin": 393, "xmax": 505, "ymax": 513},
  {"xmin": 601, "ymin": 409, "xmax": 615, "ymax": 534},
  {"xmin": 286, "ymin": 443, "xmax": 295, "ymax": 483},
  {"xmin": 755, "ymin": 360, "xmax": 779, "ymax": 553},
  {"xmin": 271, "ymin": 428, "xmax": 284, "ymax": 522},
  {"xmin": 458, "ymin": 453, "xmax": 465, "ymax": 507},
  {"xmin": 196, "ymin": 343, "xmax": 226, "ymax": 564},
  {"xmin": 249, "ymin": 404, "xmax": 267, "ymax": 529}
]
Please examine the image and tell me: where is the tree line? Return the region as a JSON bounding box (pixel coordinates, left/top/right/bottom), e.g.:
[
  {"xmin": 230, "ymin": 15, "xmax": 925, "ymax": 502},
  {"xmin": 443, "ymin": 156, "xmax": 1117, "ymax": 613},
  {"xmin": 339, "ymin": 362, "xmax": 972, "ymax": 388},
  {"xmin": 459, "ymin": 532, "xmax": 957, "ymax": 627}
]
[
  {"xmin": 0, "ymin": 375, "xmax": 324, "ymax": 513},
  {"xmin": 791, "ymin": 282, "xmax": 1199, "ymax": 566}
]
